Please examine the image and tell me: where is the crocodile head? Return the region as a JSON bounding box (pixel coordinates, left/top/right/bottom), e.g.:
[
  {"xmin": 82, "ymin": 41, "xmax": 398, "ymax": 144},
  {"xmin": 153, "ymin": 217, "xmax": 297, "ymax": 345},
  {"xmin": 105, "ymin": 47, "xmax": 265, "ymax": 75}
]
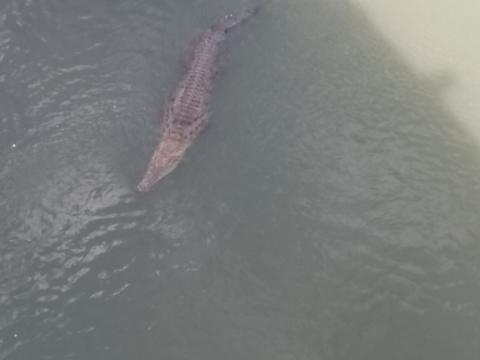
[{"xmin": 137, "ymin": 136, "xmax": 189, "ymax": 192}]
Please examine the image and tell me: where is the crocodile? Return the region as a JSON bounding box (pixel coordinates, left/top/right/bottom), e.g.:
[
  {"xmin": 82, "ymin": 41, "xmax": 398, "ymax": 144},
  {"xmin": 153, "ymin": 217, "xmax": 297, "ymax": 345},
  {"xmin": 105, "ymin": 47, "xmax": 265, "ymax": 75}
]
[{"xmin": 137, "ymin": 6, "xmax": 259, "ymax": 192}]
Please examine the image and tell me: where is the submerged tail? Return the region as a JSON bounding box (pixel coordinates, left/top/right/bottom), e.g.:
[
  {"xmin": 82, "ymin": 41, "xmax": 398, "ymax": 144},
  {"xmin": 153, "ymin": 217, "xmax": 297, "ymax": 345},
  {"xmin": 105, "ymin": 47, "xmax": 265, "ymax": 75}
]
[{"xmin": 215, "ymin": 3, "xmax": 261, "ymax": 32}]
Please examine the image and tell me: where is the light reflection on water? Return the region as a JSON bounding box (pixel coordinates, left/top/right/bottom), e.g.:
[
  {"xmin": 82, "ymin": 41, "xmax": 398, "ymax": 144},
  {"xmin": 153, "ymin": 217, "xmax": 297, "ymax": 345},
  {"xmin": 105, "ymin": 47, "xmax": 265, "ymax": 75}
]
[
  {"xmin": 0, "ymin": 0, "xmax": 479, "ymax": 359},
  {"xmin": 358, "ymin": 0, "xmax": 480, "ymax": 141}
]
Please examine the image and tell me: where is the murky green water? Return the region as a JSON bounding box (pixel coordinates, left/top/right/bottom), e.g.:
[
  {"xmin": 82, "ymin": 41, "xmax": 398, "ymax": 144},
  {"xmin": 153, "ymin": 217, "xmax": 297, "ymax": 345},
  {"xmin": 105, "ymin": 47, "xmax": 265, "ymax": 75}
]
[{"xmin": 1, "ymin": 1, "xmax": 480, "ymax": 359}]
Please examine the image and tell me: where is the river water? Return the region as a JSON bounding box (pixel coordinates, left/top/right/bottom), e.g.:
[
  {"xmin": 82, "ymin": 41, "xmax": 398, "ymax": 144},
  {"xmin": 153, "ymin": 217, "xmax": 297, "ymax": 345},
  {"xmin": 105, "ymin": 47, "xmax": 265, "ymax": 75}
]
[{"xmin": 1, "ymin": 1, "xmax": 480, "ymax": 359}]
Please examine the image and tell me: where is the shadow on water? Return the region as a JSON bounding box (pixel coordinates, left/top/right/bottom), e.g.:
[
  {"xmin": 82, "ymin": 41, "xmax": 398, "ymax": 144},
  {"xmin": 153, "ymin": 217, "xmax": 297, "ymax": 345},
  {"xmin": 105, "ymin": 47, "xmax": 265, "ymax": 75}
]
[{"xmin": 0, "ymin": 1, "xmax": 480, "ymax": 360}]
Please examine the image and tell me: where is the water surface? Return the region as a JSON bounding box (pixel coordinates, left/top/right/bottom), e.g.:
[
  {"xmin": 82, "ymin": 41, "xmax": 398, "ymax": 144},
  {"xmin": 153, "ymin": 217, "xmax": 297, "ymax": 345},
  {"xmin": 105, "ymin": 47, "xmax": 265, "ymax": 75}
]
[{"xmin": 1, "ymin": 1, "xmax": 480, "ymax": 359}]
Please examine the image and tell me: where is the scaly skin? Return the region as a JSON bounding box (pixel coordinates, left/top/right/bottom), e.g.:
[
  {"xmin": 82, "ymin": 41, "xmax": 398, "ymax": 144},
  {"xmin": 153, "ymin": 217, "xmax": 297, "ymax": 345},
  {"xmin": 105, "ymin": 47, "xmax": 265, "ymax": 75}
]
[{"xmin": 137, "ymin": 7, "xmax": 259, "ymax": 192}]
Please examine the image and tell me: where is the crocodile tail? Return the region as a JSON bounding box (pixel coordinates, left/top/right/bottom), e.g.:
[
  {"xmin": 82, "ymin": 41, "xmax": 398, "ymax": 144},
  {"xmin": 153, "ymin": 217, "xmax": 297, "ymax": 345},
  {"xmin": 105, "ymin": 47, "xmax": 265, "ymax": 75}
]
[{"xmin": 216, "ymin": 4, "xmax": 261, "ymax": 33}]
